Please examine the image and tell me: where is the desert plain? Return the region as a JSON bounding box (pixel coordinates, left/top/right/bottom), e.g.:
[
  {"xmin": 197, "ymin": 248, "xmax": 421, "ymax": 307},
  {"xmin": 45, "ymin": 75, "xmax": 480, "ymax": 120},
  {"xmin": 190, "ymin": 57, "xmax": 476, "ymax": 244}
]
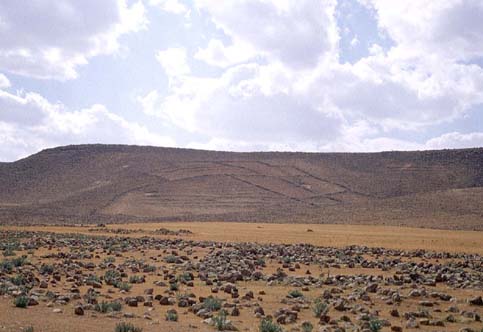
[{"xmin": 0, "ymin": 222, "xmax": 481, "ymax": 332}]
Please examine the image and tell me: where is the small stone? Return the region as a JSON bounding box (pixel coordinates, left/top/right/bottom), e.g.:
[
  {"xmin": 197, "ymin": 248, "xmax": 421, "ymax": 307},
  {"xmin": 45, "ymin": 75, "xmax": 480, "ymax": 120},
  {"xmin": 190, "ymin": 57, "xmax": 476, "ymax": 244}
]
[
  {"xmin": 74, "ymin": 306, "xmax": 84, "ymax": 316},
  {"xmin": 469, "ymin": 296, "xmax": 483, "ymax": 306}
]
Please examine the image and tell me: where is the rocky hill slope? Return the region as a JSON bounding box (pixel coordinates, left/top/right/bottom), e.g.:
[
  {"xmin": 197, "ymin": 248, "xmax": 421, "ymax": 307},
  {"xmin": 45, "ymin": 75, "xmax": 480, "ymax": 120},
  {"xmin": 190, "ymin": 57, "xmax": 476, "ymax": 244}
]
[{"xmin": 1, "ymin": 145, "xmax": 482, "ymax": 229}]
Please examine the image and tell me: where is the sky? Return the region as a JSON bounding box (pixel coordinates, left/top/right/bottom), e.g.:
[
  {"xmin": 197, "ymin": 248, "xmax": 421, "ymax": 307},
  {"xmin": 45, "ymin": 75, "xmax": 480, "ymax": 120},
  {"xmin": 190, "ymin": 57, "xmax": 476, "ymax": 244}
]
[{"xmin": 1, "ymin": 0, "xmax": 483, "ymax": 161}]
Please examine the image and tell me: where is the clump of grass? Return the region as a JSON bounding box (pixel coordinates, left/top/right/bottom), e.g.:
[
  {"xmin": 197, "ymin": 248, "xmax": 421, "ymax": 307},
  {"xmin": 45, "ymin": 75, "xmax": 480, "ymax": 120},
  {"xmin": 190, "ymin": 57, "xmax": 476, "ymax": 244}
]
[
  {"xmin": 103, "ymin": 256, "xmax": 115, "ymax": 264},
  {"xmin": 95, "ymin": 301, "xmax": 122, "ymax": 313},
  {"xmin": 213, "ymin": 310, "xmax": 234, "ymax": 331},
  {"xmin": 203, "ymin": 296, "xmax": 222, "ymax": 311},
  {"xmin": 3, "ymin": 248, "xmax": 15, "ymax": 257},
  {"xmin": 10, "ymin": 274, "xmax": 26, "ymax": 286},
  {"xmin": 288, "ymin": 289, "xmax": 303, "ymax": 298},
  {"xmin": 0, "ymin": 283, "xmax": 8, "ymax": 295},
  {"xmin": 255, "ymin": 258, "xmax": 266, "ymax": 266},
  {"xmin": 116, "ymin": 282, "xmax": 132, "ymax": 292},
  {"xmin": 259, "ymin": 317, "xmax": 283, "ymax": 332},
  {"xmin": 39, "ymin": 264, "xmax": 54, "ymax": 275},
  {"xmin": 169, "ymin": 282, "xmax": 179, "ymax": 291},
  {"xmin": 301, "ymin": 321, "xmax": 313, "ymax": 332},
  {"xmin": 12, "ymin": 256, "xmax": 28, "ymax": 267},
  {"xmin": 22, "ymin": 327, "xmax": 34, "ymax": 332},
  {"xmin": 87, "ymin": 274, "xmax": 101, "ymax": 283},
  {"xmin": 369, "ymin": 318, "xmax": 382, "ymax": 332},
  {"xmin": 165, "ymin": 309, "xmax": 178, "ymax": 322},
  {"xmin": 312, "ymin": 296, "xmax": 329, "ymax": 318},
  {"xmin": 14, "ymin": 295, "xmax": 29, "ymax": 308},
  {"xmin": 104, "ymin": 269, "xmax": 121, "ymax": 286},
  {"xmin": 0, "ymin": 260, "xmax": 13, "ymax": 273},
  {"xmin": 143, "ymin": 265, "xmax": 156, "ymax": 272},
  {"xmin": 178, "ymin": 272, "xmax": 193, "ymax": 283},
  {"xmin": 164, "ymin": 255, "xmax": 177, "ymax": 263},
  {"xmin": 84, "ymin": 289, "xmax": 98, "ymax": 304},
  {"xmin": 128, "ymin": 275, "xmax": 142, "ymax": 284},
  {"xmin": 114, "ymin": 322, "xmax": 142, "ymax": 332},
  {"xmin": 213, "ymin": 310, "xmax": 228, "ymax": 331}
]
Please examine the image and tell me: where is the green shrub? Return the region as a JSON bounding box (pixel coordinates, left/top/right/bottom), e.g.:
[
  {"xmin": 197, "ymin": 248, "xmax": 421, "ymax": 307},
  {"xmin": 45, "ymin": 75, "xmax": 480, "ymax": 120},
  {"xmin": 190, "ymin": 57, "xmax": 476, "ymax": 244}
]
[
  {"xmin": 12, "ymin": 256, "xmax": 28, "ymax": 267},
  {"xmin": 10, "ymin": 274, "xmax": 26, "ymax": 286},
  {"xmin": 312, "ymin": 297, "xmax": 329, "ymax": 318},
  {"xmin": 143, "ymin": 265, "xmax": 156, "ymax": 272},
  {"xmin": 164, "ymin": 255, "xmax": 177, "ymax": 263},
  {"xmin": 0, "ymin": 260, "xmax": 13, "ymax": 273},
  {"xmin": 301, "ymin": 321, "xmax": 313, "ymax": 332},
  {"xmin": 2, "ymin": 248, "xmax": 15, "ymax": 257},
  {"xmin": 255, "ymin": 258, "xmax": 266, "ymax": 266},
  {"xmin": 104, "ymin": 269, "xmax": 121, "ymax": 285},
  {"xmin": 116, "ymin": 282, "xmax": 132, "ymax": 292},
  {"xmin": 95, "ymin": 301, "xmax": 122, "ymax": 313},
  {"xmin": 213, "ymin": 310, "xmax": 233, "ymax": 331},
  {"xmin": 169, "ymin": 282, "xmax": 179, "ymax": 291},
  {"xmin": 14, "ymin": 296, "xmax": 29, "ymax": 308},
  {"xmin": 22, "ymin": 327, "xmax": 34, "ymax": 332},
  {"xmin": 165, "ymin": 309, "xmax": 178, "ymax": 322},
  {"xmin": 87, "ymin": 274, "xmax": 101, "ymax": 283},
  {"xmin": 178, "ymin": 272, "xmax": 192, "ymax": 283},
  {"xmin": 288, "ymin": 289, "xmax": 303, "ymax": 298},
  {"xmin": 84, "ymin": 290, "xmax": 98, "ymax": 304},
  {"xmin": 128, "ymin": 275, "xmax": 142, "ymax": 284},
  {"xmin": 114, "ymin": 322, "xmax": 142, "ymax": 332},
  {"xmin": 203, "ymin": 296, "xmax": 222, "ymax": 311},
  {"xmin": 259, "ymin": 317, "xmax": 283, "ymax": 332},
  {"xmin": 369, "ymin": 318, "xmax": 382, "ymax": 332},
  {"xmin": 39, "ymin": 264, "xmax": 54, "ymax": 274},
  {"xmin": 103, "ymin": 256, "xmax": 115, "ymax": 264},
  {"xmin": 95, "ymin": 302, "xmax": 110, "ymax": 313},
  {"xmin": 0, "ymin": 283, "xmax": 8, "ymax": 295}
]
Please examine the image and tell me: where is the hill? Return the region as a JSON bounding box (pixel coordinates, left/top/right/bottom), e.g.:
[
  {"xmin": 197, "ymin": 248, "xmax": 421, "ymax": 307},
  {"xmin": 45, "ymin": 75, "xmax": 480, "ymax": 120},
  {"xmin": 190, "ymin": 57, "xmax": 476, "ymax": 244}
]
[{"xmin": 0, "ymin": 144, "xmax": 482, "ymax": 229}]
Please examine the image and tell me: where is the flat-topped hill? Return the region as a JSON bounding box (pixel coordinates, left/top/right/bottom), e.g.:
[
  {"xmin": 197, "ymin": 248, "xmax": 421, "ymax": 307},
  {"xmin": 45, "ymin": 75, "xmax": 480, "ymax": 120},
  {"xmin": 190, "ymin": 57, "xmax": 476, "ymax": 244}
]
[{"xmin": 1, "ymin": 145, "xmax": 482, "ymax": 229}]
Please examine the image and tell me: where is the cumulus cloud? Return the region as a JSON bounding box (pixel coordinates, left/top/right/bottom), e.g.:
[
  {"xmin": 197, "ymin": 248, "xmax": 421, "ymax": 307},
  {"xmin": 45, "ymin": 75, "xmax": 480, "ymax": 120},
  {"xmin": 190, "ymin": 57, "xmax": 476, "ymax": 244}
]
[
  {"xmin": 361, "ymin": 0, "xmax": 483, "ymax": 61},
  {"xmin": 194, "ymin": 39, "xmax": 256, "ymax": 68},
  {"xmin": 194, "ymin": 0, "xmax": 339, "ymax": 68},
  {"xmin": 0, "ymin": 73, "xmax": 10, "ymax": 89},
  {"xmin": 141, "ymin": 61, "xmax": 343, "ymax": 145},
  {"xmin": 0, "ymin": 84, "xmax": 175, "ymax": 161},
  {"xmin": 156, "ymin": 47, "xmax": 191, "ymax": 77},
  {"xmin": 0, "ymin": 0, "xmax": 148, "ymax": 80},
  {"xmin": 149, "ymin": 0, "xmax": 189, "ymax": 15},
  {"xmin": 425, "ymin": 132, "xmax": 483, "ymax": 150},
  {"xmin": 2, "ymin": 0, "xmax": 483, "ymax": 160},
  {"xmin": 139, "ymin": 0, "xmax": 483, "ymax": 153}
]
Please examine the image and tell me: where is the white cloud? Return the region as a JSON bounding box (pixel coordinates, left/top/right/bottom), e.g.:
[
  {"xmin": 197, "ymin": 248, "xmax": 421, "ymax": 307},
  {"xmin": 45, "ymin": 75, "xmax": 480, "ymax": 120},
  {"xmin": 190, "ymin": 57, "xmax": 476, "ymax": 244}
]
[
  {"xmin": 361, "ymin": 0, "xmax": 483, "ymax": 61},
  {"xmin": 350, "ymin": 36, "xmax": 359, "ymax": 47},
  {"xmin": 156, "ymin": 47, "xmax": 191, "ymax": 77},
  {"xmin": 0, "ymin": 73, "xmax": 10, "ymax": 88},
  {"xmin": 142, "ymin": 61, "xmax": 343, "ymax": 144},
  {"xmin": 138, "ymin": 0, "xmax": 483, "ymax": 154},
  {"xmin": 194, "ymin": 39, "xmax": 256, "ymax": 68},
  {"xmin": 425, "ymin": 132, "xmax": 483, "ymax": 150},
  {"xmin": 0, "ymin": 85, "xmax": 175, "ymax": 161},
  {"xmin": 149, "ymin": 0, "xmax": 189, "ymax": 15},
  {"xmin": 0, "ymin": 0, "xmax": 148, "ymax": 80},
  {"xmin": 2, "ymin": 0, "xmax": 483, "ymax": 160},
  {"xmin": 194, "ymin": 0, "xmax": 339, "ymax": 68},
  {"xmin": 186, "ymin": 137, "xmax": 323, "ymax": 153},
  {"xmin": 311, "ymin": 53, "xmax": 483, "ymax": 129}
]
